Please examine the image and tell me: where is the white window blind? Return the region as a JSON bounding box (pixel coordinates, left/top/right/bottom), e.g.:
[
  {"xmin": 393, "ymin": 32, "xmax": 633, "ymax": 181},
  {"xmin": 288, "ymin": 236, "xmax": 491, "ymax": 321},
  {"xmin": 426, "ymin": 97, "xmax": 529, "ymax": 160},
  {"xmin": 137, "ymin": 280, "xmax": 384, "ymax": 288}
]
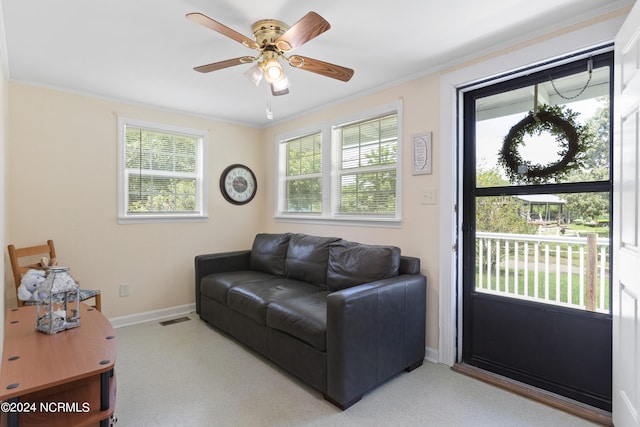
[
  {"xmin": 118, "ymin": 118, "xmax": 207, "ymax": 222},
  {"xmin": 336, "ymin": 113, "xmax": 398, "ymax": 216}
]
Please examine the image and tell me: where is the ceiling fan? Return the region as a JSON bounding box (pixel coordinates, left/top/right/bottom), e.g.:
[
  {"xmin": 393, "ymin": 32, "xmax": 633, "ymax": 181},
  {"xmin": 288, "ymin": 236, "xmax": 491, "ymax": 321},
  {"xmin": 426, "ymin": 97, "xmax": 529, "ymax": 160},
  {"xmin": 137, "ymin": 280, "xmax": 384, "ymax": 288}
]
[{"xmin": 186, "ymin": 11, "xmax": 354, "ymax": 96}]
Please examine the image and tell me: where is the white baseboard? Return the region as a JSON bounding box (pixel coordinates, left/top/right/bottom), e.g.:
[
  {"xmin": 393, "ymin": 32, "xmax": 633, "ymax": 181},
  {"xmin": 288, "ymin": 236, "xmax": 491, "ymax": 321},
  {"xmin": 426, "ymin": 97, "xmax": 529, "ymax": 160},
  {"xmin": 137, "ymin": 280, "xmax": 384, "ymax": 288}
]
[
  {"xmin": 425, "ymin": 346, "xmax": 439, "ymax": 364},
  {"xmin": 109, "ymin": 303, "xmax": 196, "ymax": 328}
]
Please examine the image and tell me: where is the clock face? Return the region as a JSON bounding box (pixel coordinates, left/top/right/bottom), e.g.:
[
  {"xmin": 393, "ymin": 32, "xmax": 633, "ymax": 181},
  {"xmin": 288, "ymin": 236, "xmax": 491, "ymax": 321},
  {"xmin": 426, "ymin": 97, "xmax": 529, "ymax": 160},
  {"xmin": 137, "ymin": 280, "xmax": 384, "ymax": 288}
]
[{"xmin": 220, "ymin": 164, "xmax": 257, "ymax": 205}]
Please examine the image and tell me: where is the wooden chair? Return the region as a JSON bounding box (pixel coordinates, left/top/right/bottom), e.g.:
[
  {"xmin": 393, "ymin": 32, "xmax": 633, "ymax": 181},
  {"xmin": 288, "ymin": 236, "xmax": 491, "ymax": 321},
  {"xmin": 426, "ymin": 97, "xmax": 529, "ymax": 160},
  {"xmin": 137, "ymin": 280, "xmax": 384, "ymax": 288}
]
[{"xmin": 7, "ymin": 240, "xmax": 101, "ymax": 311}]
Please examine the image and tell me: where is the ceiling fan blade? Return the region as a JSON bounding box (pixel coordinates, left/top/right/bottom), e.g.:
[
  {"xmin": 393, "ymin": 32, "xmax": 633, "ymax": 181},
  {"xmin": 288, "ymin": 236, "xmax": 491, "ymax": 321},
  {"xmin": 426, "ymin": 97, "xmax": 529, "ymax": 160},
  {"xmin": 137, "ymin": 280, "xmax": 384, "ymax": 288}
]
[
  {"xmin": 186, "ymin": 12, "xmax": 260, "ymax": 50},
  {"xmin": 194, "ymin": 57, "xmax": 254, "ymax": 73},
  {"xmin": 274, "ymin": 12, "xmax": 330, "ymax": 52},
  {"xmin": 290, "ymin": 56, "xmax": 354, "ymax": 82}
]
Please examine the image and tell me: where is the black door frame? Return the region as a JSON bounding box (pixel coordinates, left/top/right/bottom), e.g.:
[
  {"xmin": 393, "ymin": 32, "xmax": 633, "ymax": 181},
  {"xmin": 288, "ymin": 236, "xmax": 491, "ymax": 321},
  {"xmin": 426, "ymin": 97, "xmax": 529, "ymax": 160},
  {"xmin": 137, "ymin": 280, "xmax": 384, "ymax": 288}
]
[{"xmin": 461, "ymin": 50, "xmax": 614, "ymax": 411}]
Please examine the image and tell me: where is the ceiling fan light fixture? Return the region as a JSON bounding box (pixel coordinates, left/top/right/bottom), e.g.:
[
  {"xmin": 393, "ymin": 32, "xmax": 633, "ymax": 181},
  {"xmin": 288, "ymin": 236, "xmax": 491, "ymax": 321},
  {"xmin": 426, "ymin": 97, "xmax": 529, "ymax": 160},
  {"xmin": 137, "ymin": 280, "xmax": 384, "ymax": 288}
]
[
  {"xmin": 272, "ymin": 75, "xmax": 290, "ymax": 92},
  {"xmin": 243, "ymin": 63, "xmax": 264, "ymax": 86},
  {"xmin": 264, "ymin": 58, "xmax": 285, "ymax": 83},
  {"xmin": 188, "ymin": 11, "xmax": 354, "ymax": 97}
]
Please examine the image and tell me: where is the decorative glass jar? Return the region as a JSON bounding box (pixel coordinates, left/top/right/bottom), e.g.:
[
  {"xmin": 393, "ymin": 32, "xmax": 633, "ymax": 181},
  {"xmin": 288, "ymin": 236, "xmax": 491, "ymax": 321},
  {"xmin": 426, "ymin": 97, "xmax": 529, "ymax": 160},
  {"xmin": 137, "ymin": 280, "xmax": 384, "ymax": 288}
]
[{"xmin": 35, "ymin": 267, "xmax": 80, "ymax": 334}]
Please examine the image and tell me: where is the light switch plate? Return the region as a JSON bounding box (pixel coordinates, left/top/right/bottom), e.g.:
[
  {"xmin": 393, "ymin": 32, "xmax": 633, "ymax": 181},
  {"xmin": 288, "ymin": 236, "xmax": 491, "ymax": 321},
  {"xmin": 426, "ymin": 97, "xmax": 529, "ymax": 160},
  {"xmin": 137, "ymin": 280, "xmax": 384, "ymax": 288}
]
[{"xmin": 422, "ymin": 189, "xmax": 437, "ymax": 205}]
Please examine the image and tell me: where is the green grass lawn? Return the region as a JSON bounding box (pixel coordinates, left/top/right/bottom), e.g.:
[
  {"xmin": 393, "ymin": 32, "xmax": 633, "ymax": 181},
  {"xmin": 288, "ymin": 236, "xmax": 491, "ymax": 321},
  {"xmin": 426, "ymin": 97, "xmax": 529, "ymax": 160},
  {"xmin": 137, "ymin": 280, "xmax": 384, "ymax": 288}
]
[
  {"xmin": 566, "ymin": 223, "xmax": 610, "ymax": 238},
  {"xmin": 476, "ymin": 267, "xmax": 610, "ymax": 311}
]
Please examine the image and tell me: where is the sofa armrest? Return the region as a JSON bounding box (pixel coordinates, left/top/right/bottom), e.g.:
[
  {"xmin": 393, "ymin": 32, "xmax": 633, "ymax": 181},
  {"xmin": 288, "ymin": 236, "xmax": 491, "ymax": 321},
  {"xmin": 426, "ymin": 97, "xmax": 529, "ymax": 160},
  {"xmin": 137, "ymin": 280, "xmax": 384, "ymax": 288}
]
[
  {"xmin": 399, "ymin": 255, "xmax": 421, "ymax": 275},
  {"xmin": 194, "ymin": 250, "xmax": 251, "ymax": 313},
  {"xmin": 325, "ymin": 274, "xmax": 426, "ymax": 409}
]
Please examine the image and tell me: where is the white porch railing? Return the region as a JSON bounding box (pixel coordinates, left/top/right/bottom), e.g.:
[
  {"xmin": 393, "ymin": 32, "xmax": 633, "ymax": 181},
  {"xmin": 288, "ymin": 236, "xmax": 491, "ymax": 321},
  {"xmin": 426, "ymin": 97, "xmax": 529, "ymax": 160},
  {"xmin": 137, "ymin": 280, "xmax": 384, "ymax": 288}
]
[{"xmin": 475, "ymin": 232, "xmax": 610, "ymax": 313}]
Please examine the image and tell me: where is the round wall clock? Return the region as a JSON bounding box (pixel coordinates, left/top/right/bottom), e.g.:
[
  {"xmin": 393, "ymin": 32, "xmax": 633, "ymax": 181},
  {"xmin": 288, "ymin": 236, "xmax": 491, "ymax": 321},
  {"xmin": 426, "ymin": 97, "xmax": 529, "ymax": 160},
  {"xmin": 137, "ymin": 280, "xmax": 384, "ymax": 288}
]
[{"xmin": 219, "ymin": 164, "xmax": 257, "ymax": 205}]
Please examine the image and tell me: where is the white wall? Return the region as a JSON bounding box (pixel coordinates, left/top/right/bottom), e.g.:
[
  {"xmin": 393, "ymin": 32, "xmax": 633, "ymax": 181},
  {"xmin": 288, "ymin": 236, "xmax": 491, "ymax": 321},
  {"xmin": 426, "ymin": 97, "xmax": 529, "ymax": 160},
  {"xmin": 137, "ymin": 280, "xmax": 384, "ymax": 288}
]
[{"xmin": 5, "ymin": 83, "xmax": 264, "ymax": 318}]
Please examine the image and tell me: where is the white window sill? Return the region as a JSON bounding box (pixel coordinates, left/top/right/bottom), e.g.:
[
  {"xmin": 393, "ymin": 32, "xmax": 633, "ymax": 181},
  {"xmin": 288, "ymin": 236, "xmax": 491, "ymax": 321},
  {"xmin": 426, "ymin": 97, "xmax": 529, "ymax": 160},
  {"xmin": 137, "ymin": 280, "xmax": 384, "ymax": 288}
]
[
  {"xmin": 118, "ymin": 214, "xmax": 208, "ymax": 225},
  {"xmin": 274, "ymin": 214, "xmax": 401, "ymax": 228}
]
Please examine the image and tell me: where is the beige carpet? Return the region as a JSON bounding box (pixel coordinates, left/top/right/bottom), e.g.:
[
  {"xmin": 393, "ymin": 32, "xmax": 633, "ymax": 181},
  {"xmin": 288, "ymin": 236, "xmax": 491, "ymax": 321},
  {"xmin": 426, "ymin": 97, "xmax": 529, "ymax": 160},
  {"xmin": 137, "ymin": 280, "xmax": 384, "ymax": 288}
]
[{"xmin": 114, "ymin": 313, "xmax": 596, "ymax": 426}]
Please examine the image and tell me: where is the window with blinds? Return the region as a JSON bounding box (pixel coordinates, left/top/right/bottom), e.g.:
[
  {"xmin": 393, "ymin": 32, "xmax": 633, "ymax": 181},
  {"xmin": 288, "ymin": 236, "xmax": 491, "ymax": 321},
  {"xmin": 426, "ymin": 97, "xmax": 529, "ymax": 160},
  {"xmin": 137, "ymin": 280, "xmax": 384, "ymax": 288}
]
[
  {"xmin": 118, "ymin": 118, "xmax": 207, "ymax": 222},
  {"xmin": 283, "ymin": 132, "xmax": 323, "ymax": 213},
  {"xmin": 275, "ymin": 103, "xmax": 401, "ymax": 222},
  {"xmin": 337, "ymin": 114, "xmax": 398, "ymax": 216}
]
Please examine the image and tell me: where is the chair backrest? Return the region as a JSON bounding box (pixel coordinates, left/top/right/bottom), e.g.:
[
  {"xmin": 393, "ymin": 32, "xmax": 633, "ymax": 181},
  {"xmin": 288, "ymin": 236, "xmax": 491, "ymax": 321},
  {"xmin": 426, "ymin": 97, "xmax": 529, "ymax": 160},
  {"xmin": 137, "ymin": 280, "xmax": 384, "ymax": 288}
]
[{"xmin": 7, "ymin": 240, "xmax": 57, "ymax": 307}]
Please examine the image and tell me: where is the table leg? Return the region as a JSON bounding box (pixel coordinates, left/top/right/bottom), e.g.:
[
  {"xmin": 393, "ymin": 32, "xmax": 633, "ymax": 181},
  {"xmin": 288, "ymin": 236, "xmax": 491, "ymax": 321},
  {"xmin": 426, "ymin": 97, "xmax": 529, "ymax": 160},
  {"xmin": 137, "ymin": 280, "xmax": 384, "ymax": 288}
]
[{"xmin": 100, "ymin": 369, "xmax": 112, "ymax": 411}]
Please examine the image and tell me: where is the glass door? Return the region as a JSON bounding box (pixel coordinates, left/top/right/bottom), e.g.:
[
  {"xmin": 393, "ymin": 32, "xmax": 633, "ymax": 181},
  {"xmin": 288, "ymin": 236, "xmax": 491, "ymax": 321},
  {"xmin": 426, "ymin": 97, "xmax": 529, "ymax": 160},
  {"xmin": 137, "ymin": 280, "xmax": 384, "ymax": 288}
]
[{"xmin": 462, "ymin": 51, "xmax": 613, "ymax": 410}]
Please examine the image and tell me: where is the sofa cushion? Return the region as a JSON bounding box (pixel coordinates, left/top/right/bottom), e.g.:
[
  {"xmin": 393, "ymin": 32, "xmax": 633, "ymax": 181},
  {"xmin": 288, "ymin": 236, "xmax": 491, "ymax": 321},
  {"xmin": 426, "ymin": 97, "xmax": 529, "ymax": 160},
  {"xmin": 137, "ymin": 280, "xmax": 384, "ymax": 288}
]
[
  {"xmin": 326, "ymin": 241, "xmax": 401, "ymax": 291},
  {"xmin": 200, "ymin": 271, "xmax": 276, "ymax": 304},
  {"xmin": 227, "ymin": 279, "xmax": 324, "ymax": 325},
  {"xmin": 267, "ymin": 292, "xmax": 328, "ymax": 352},
  {"xmin": 285, "ymin": 234, "xmax": 341, "ymax": 287},
  {"xmin": 250, "ymin": 233, "xmax": 292, "ymax": 276}
]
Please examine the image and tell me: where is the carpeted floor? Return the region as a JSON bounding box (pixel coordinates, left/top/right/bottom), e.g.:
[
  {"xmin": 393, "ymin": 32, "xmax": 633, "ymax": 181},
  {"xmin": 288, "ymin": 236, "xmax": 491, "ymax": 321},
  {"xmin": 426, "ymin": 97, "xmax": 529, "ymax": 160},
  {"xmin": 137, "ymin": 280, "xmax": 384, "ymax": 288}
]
[{"xmin": 113, "ymin": 313, "xmax": 597, "ymax": 426}]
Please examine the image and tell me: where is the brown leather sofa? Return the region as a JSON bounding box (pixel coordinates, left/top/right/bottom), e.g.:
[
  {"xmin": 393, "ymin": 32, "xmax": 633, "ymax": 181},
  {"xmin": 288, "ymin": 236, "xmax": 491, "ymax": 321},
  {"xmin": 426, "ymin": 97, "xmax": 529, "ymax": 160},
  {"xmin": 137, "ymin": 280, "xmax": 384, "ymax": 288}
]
[{"xmin": 195, "ymin": 233, "xmax": 427, "ymax": 409}]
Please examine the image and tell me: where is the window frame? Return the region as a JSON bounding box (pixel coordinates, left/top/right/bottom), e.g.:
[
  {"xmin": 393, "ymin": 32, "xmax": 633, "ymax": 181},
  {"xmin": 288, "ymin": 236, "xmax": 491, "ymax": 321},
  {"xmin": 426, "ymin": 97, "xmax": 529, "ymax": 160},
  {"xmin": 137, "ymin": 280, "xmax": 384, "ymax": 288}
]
[
  {"xmin": 275, "ymin": 101, "xmax": 403, "ymax": 225},
  {"xmin": 281, "ymin": 131, "xmax": 324, "ymax": 214},
  {"xmin": 117, "ymin": 117, "xmax": 208, "ymax": 224}
]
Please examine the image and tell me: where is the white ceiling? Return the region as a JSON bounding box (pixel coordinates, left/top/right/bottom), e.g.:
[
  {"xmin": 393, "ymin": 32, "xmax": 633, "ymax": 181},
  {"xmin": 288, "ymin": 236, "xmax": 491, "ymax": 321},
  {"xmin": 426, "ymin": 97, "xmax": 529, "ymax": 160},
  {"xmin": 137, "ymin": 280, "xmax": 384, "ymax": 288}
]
[{"xmin": 0, "ymin": 0, "xmax": 634, "ymax": 127}]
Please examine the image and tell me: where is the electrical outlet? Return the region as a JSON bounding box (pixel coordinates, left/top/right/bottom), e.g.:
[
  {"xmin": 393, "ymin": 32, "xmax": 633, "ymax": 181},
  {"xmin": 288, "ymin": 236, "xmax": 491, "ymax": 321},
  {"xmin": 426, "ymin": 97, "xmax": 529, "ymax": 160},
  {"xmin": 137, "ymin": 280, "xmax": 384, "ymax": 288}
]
[{"xmin": 120, "ymin": 283, "xmax": 129, "ymax": 297}]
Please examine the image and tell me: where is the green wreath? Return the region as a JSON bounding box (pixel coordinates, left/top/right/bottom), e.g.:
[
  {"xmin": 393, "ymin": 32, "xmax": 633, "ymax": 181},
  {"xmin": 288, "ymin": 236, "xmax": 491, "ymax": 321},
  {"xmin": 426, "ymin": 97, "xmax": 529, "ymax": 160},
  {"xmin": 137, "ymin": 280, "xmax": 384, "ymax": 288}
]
[{"xmin": 498, "ymin": 104, "xmax": 591, "ymax": 184}]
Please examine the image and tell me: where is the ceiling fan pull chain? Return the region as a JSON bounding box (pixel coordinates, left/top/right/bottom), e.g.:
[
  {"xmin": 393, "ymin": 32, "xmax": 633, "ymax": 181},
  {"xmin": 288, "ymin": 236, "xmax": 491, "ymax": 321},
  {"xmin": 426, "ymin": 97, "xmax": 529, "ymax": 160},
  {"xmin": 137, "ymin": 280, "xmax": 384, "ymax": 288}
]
[
  {"xmin": 548, "ymin": 57, "xmax": 593, "ymax": 100},
  {"xmin": 266, "ymin": 99, "xmax": 274, "ymax": 120}
]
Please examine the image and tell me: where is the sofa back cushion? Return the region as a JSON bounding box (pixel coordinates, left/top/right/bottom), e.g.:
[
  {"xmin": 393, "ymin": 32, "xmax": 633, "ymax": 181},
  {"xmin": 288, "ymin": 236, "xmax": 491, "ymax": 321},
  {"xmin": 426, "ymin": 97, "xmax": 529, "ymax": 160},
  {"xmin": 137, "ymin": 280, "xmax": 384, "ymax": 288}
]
[
  {"xmin": 285, "ymin": 234, "xmax": 340, "ymax": 286},
  {"xmin": 250, "ymin": 233, "xmax": 292, "ymax": 276},
  {"xmin": 326, "ymin": 241, "xmax": 401, "ymax": 291}
]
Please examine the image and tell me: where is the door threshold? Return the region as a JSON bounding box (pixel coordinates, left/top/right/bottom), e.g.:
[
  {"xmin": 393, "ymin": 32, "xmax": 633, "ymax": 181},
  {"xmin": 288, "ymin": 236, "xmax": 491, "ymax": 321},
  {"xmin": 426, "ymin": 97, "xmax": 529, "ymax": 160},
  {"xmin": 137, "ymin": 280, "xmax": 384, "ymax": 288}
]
[{"xmin": 452, "ymin": 363, "xmax": 612, "ymax": 426}]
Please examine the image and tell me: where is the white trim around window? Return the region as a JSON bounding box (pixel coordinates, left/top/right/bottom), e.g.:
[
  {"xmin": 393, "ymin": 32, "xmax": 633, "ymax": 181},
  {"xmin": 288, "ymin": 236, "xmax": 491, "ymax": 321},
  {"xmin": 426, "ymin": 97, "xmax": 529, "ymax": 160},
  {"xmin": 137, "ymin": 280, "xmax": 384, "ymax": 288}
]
[
  {"xmin": 117, "ymin": 117, "xmax": 209, "ymax": 224},
  {"xmin": 275, "ymin": 101, "xmax": 403, "ymax": 225}
]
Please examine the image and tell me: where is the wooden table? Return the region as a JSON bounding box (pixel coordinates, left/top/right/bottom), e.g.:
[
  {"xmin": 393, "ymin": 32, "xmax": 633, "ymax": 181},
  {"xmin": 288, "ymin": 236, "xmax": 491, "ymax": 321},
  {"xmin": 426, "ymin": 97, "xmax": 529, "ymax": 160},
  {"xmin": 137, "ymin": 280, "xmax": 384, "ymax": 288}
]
[{"xmin": 0, "ymin": 304, "xmax": 116, "ymax": 426}]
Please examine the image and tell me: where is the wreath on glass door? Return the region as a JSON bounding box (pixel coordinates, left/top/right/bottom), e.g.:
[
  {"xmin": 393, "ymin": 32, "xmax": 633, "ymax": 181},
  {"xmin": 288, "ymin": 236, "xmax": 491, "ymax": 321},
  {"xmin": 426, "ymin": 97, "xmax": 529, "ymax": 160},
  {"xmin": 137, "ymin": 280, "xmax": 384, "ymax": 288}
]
[{"xmin": 497, "ymin": 104, "xmax": 592, "ymax": 184}]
